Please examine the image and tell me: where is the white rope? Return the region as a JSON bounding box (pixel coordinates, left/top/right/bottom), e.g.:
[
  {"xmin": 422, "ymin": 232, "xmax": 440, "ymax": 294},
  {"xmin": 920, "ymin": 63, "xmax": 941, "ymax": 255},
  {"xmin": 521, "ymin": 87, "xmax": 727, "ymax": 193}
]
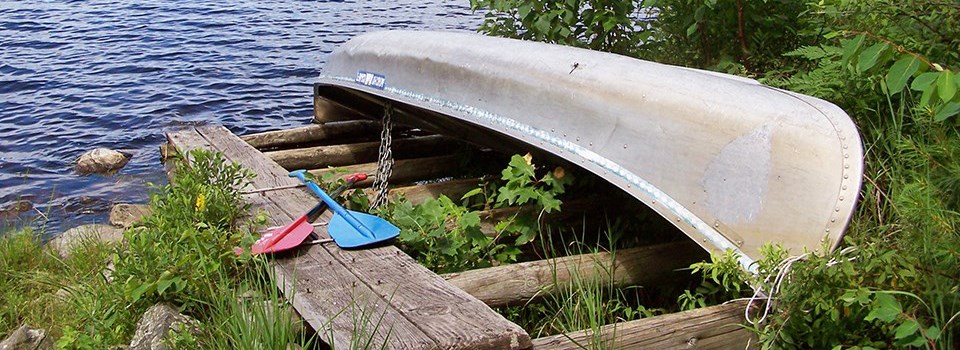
[{"xmin": 745, "ymin": 246, "xmax": 859, "ymax": 329}]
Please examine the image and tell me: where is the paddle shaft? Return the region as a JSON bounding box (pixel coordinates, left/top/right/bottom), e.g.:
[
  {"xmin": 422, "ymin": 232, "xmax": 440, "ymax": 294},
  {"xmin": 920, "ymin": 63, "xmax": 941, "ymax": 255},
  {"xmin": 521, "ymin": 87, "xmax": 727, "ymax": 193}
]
[
  {"xmin": 304, "ymin": 176, "xmax": 361, "ymax": 223},
  {"xmin": 293, "ymin": 172, "xmax": 376, "ymax": 239}
]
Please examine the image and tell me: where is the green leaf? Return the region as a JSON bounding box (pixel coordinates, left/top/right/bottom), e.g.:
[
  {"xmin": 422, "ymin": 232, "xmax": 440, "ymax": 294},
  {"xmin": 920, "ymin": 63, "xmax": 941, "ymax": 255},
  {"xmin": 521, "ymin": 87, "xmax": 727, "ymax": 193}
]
[
  {"xmin": 840, "ymin": 34, "xmax": 866, "ymax": 66},
  {"xmin": 602, "ymin": 17, "xmax": 616, "ymax": 32},
  {"xmin": 156, "ymin": 279, "xmax": 174, "ymax": 295},
  {"xmin": 937, "ymin": 71, "xmax": 957, "ymax": 101},
  {"xmin": 911, "ymin": 72, "xmax": 939, "ymax": 91},
  {"xmin": 857, "ymin": 43, "xmax": 888, "ymax": 73},
  {"xmin": 885, "ymin": 56, "xmax": 921, "ymax": 95},
  {"xmin": 460, "ymin": 188, "xmax": 483, "ymax": 200},
  {"xmin": 934, "ymin": 102, "xmax": 960, "ymax": 122},
  {"xmin": 518, "ymin": 2, "xmax": 532, "ymax": 20},
  {"xmin": 865, "ymin": 293, "xmax": 901, "ymax": 323},
  {"xmin": 926, "ymin": 325, "xmax": 941, "ymax": 340},
  {"xmin": 685, "ymin": 23, "xmax": 697, "ymax": 37},
  {"xmin": 460, "ymin": 211, "xmax": 481, "ymax": 228},
  {"xmin": 129, "ymin": 283, "xmax": 153, "ymax": 302},
  {"xmin": 894, "ymin": 319, "xmax": 920, "ymax": 339}
]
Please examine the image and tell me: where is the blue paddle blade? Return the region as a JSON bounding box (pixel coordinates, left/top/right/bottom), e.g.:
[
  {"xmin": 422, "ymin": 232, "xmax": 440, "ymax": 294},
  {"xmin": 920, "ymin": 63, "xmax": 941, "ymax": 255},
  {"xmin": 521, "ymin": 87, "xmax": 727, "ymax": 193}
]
[{"xmin": 328, "ymin": 210, "xmax": 400, "ymax": 248}]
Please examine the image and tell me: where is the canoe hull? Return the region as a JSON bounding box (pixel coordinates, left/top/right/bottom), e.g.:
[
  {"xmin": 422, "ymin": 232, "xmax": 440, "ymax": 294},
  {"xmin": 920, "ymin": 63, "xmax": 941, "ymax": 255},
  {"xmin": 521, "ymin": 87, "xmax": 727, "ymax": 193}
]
[{"xmin": 316, "ymin": 30, "xmax": 863, "ymax": 269}]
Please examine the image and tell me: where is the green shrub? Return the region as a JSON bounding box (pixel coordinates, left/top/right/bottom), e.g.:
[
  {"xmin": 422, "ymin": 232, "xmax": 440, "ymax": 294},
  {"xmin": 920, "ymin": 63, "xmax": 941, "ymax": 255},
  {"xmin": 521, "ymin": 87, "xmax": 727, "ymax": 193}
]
[
  {"xmin": 470, "ymin": 0, "xmax": 650, "ymax": 57},
  {"xmin": 112, "ymin": 150, "xmax": 257, "ymax": 314}
]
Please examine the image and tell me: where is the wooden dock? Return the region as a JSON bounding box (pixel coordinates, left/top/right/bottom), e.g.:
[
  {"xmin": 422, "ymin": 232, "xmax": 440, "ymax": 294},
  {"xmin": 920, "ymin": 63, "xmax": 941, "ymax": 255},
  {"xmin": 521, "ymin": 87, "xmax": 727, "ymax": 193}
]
[{"xmin": 163, "ymin": 95, "xmax": 756, "ymax": 349}]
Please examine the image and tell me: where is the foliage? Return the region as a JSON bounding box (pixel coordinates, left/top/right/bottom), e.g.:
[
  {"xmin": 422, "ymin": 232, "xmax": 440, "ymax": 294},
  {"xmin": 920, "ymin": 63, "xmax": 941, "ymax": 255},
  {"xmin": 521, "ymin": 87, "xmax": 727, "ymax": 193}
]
[
  {"xmin": 471, "ymin": 0, "xmax": 960, "ymax": 347},
  {"xmin": 490, "ymin": 154, "xmax": 573, "ymax": 245},
  {"xmin": 470, "ymin": 0, "xmax": 651, "ymax": 57},
  {"xmin": 0, "ymin": 227, "xmax": 123, "ymax": 347},
  {"xmin": 202, "ymin": 261, "xmax": 316, "ymax": 350},
  {"xmin": 642, "ymin": 0, "xmax": 807, "ymax": 73},
  {"xmin": 389, "ymin": 153, "xmax": 571, "ymax": 273},
  {"xmin": 112, "ymin": 150, "xmax": 259, "ymax": 313},
  {"xmin": 541, "ymin": 243, "xmax": 655, "ymax": 343},
  {"xmin": 391, "ymin": 195, "xmax": 512, "ymax": 273}
]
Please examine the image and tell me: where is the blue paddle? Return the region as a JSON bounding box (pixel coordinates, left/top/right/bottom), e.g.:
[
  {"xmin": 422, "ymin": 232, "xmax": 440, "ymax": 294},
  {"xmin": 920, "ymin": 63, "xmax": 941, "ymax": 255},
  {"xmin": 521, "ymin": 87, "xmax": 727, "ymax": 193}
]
[{"xmin": 290, "ymin": 170, "xmax": 399, "ymax": 248}]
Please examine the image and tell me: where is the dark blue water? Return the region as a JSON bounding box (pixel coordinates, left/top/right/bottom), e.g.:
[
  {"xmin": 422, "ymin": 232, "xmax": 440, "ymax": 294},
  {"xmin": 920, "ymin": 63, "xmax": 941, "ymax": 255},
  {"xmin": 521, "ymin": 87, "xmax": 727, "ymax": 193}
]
[{"xmin": 0, "ymin": 0, "xmax": 482, "ymax": 235}]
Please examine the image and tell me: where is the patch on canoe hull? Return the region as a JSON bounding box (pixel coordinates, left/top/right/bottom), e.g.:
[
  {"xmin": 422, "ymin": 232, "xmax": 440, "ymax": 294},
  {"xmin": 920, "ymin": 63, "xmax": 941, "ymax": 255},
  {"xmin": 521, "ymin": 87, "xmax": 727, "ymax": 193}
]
[{"xmin": 704, "ymin": 125, "xmax": 772, "ymax": 225}]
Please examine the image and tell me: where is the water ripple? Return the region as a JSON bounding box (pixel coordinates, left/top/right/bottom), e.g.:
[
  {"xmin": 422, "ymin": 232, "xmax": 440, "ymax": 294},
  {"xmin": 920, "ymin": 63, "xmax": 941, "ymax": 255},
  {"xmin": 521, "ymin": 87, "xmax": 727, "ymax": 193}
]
[{"xmin": 0, "ymin": 0, "xmax": 482, "ymax": 235}]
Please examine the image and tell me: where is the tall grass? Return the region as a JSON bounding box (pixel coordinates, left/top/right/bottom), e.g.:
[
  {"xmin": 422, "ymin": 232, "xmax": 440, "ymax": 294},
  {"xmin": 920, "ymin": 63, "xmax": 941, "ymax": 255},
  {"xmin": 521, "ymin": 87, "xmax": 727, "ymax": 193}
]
[
  {"xmin": 202, "ymin": 260, "xmax": 315, "ymax": 350},
  {"xmin": 0, "ymin": 227, "xmax": 120, "ymax": 342}
]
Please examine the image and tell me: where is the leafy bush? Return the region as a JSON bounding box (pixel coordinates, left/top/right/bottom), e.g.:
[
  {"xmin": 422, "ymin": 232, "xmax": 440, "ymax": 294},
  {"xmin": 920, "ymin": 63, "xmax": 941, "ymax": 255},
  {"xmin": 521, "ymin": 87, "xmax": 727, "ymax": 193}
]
[
  {"xmin": 470, "ymin": 0, "xmax": 652, "ymax": 57},
  {"xmin": 388, "ymin": 154, "xmax": 571, "ymax": 273},
  {"xmin": 113, "ymin": 150, "xmax": 257, "ymax": 313}
]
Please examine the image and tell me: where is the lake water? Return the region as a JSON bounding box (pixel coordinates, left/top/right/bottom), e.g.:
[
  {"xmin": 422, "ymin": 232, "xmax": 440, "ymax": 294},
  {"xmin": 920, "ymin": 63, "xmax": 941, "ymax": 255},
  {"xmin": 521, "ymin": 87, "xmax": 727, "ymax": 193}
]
[{"xmin": 0, "ymin": 0, "xmax": 482, "ymax": 236}]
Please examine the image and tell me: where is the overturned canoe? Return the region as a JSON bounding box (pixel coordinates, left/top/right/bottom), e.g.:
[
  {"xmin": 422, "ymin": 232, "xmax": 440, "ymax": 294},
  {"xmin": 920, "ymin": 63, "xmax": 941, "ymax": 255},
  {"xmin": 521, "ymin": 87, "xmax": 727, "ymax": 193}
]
[{"xmin": 315, "ymin": 30, "xmax": 863, "ymax": 270}]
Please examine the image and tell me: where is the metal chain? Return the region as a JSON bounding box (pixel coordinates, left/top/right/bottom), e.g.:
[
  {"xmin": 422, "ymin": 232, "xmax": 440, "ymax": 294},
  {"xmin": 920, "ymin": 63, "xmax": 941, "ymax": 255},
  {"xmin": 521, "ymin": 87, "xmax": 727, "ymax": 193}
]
[{"xmin": 370, "ymin": 104, "xmax": 394, "ymax": 210}]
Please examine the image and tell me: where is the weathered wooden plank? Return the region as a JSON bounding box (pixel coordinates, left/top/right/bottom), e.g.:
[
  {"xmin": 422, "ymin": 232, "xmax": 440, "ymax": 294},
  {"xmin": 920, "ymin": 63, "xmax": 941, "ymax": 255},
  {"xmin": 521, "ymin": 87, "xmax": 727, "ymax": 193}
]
[
  {"xmin": 190, "ymin": 127, "xmax": 438, "ymax": 348},
  {"xmin": 196, "ymin": 125, "xmax": 300, "ymax": 191},
  {"xmin": 177, "ymin": 125, "xmax": 531, "ymax": 349},
  {"xmin": 443, "ymin": 241, "xmax": 705, "ymax": 307},
  {"xmin": 240, "ymin": 120, "xmax": 380, "ymax": 150},
  {"xmin": 245, "ymin": 191, "xmax": 433, "ymax": 349},
  {"xmin": 384, "ymin": 178, "xmax": 482, "ymax": 205},
  {"xmin": 530, "ymin": 300, "xmax": 755, "ymax": 349},
  {"xmin": 309, "ymin": 155, "xmax": 460, "ymax": 187},
  {"xmin": 164, "ymin": 128, "xmax": 217, "ymax": 181},
  {"xmin": 264, "ymin": 135, "xmax": 453, "ymax": 170},
  {"xmin": 327, "ymin": 243, "xmax": 533, "ymax": 350}
]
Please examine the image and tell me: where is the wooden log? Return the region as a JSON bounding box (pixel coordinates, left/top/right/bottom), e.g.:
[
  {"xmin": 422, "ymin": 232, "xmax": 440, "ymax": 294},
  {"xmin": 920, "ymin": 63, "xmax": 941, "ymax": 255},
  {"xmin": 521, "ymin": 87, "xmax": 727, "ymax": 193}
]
[
  {"xmin": 442, "ymin": 241, "xmax": 706, "ymax": 307},
  {"xmin": 309, "ymin": 155, "xmax": 460, "ymax": 187},
  {"xmin": 240, "ymin": 120, "xmax": 380, "ymax": 150},
  {"xmin": 383, "ymin": 178, "xmax": 482, "ymax": 205},
  {"xmin": 475, "ymin": 199, "xmax": 596, "ymax": 236},
  {"xmin": 265, "ymin": 134, "xmax": 452, "ymax": 170},
  {"xmin": 530, "ymin": 300, "xmax": 755, "ymax": 349}
]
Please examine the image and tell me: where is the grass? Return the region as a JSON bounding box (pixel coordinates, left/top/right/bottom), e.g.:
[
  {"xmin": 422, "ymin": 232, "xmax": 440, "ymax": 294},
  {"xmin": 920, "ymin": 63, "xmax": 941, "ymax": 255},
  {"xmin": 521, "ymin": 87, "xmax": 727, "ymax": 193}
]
[
  {"xmin": 0, "ymin": 227, "xmax": 118, "ymax": 342},
  {"xmin": 201, "ymin": 261, "xmax": 316, "ymax": 350}
]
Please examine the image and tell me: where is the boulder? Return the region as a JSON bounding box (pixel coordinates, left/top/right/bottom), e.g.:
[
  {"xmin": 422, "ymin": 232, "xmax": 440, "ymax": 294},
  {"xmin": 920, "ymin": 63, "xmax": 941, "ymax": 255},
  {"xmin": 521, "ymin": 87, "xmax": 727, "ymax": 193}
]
[
  {"xmin": 47, "ymin": 224, "xmax": 123, "ymax": 258},
  {"xmin": 108, "ymin": 203, "xmax": 152, "ymax": 228},
  {"xmin": 76, "ymin": 148, "xmax": 132, "ymax": 175},
  {"xmin": 0, "ymin": 325, "xmax": 52, "ymax": 350},
  {"xmin": 129, "ymin": 303, "xmax": 200, "ymax": 350}
]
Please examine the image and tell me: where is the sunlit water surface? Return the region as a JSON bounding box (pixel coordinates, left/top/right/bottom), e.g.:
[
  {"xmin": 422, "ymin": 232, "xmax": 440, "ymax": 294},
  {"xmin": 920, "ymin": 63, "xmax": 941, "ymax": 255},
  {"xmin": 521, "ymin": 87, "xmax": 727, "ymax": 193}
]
[{"xmin": 0, "ymin": 0, "xmax": 482, "ymax": 236}]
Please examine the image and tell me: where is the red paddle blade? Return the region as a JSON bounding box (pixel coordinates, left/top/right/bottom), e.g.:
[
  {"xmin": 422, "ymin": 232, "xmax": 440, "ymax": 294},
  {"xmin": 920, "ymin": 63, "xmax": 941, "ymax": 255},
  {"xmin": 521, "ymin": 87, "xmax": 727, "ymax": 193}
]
[
  {"xmin": 264, "ymin": 221, "xmax": 316, "ymax": 253},
  {"xmin": 252, "ymin": 215, "xmax": 312, "ymax": 255}
]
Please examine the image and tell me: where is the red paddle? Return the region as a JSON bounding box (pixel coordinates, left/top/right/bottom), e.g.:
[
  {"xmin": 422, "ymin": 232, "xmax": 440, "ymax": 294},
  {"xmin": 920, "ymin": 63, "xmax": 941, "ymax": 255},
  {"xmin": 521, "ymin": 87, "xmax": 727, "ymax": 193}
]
[{"xmin": 249, "ymin": 173, "xmax": 367, "ymax": 255}]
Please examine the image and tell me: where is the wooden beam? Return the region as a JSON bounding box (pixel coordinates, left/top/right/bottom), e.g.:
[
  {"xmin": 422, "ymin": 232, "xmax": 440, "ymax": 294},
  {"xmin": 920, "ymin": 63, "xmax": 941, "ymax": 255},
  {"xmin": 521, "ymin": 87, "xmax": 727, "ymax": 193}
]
[
  {"xmin": 264, "ymin": 135, "xmax": 452, "ymax": 170},
  {"xmin": 442, "ymin": 241, "xmax": 706, "ymax": 307},
  {"xmin": 530, "ymin": 300, "xmax": 755, "ymax": 349},
  {"xmin": 240, "ymin": 121, "xmax": 380, "ymax": 150},
  {"xmin": 474, "ymin": 199, "xmax": 597, "ymax": 236},
  {"xmin": 309, "ymin": 155, "xmax": 459, "ymax": 187},
  {"xmin": 313, "ymin": 84, "xmax": 369, "ymax": 123},
  {"xmin": 383, "ymin": 178, "xmax": 482, "ymax": 205}
]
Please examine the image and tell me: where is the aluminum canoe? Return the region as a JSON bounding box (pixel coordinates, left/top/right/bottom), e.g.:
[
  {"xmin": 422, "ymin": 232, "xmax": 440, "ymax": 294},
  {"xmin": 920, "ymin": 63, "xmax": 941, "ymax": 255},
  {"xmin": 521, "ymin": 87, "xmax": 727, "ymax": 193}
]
[{"xmin": 315, "ymin": 30, "xmax": 864, "ymax": 270}]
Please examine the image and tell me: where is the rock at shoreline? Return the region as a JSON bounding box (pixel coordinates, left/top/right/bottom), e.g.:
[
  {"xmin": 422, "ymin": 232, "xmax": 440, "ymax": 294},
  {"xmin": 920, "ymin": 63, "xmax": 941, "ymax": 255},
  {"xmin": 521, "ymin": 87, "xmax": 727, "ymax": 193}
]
[
  {"xmin": 76, "ymin": 148, "xmax": 132, "ymax": 175},
  {"xmin": 129, "ymin": 303, "xmax": 200, "ymax": 350},
  {"xmin": 109, "ymin": 203, "xmax": 152, "ymax": 228},
  {"xmin": 0, "ymin": 200, "xmax": 33, "ymax": 220},
  {"xmin": 47, "ymin": 224, "xmax": 123, "ymax": 258},
  {"xmin": 0, "ymin": 324, "xmax": 52, "ymax": 350}
]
